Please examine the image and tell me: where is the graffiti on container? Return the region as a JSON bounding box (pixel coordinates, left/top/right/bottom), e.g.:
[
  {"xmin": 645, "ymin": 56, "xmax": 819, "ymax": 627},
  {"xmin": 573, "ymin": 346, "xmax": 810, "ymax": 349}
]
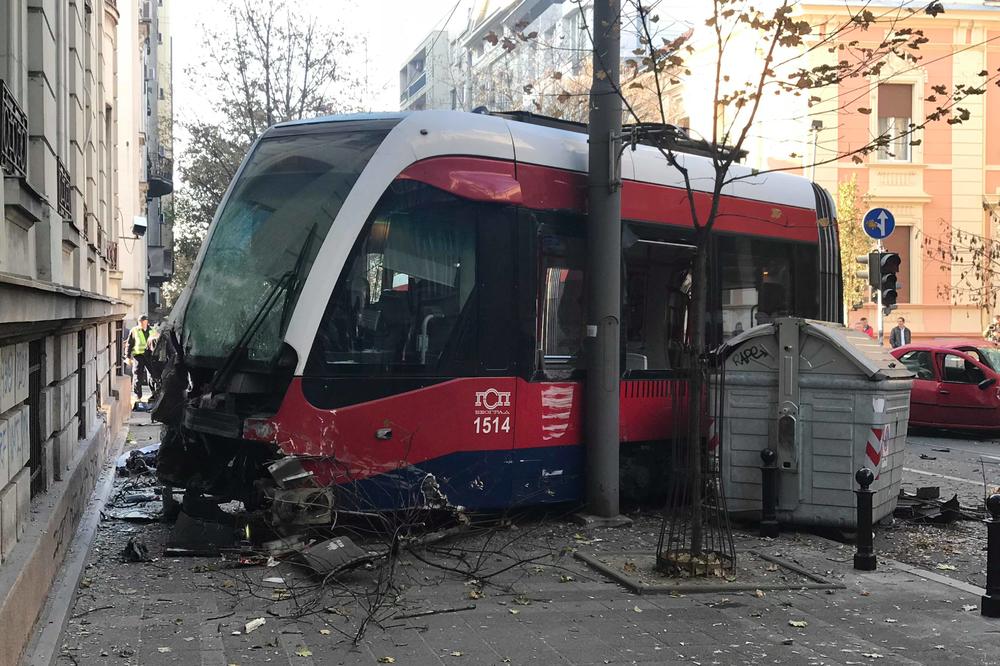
[{"xmin": 733, "ymin": 345, "xmax": 770, "ymax": 367}]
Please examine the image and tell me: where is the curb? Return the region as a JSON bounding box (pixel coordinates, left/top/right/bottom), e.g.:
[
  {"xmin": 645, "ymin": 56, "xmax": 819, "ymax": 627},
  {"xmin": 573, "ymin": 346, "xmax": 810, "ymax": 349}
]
[{"xmin": 23, "ymin": 425, "xmax": 126, "ymax": 666}]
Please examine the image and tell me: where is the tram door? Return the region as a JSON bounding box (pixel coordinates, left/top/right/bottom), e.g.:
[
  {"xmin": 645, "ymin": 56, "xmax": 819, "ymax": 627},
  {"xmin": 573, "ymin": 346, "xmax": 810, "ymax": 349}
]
[{"xmin": 512, "ymin": 215, "xmax": 586, "ymax": 504}]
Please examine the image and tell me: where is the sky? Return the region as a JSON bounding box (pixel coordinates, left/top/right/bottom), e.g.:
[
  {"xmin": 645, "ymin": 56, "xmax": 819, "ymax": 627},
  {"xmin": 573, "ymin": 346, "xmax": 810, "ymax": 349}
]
[{"xmin": 171, "ymin": 0, "xmax": 470, "ymax": 126}]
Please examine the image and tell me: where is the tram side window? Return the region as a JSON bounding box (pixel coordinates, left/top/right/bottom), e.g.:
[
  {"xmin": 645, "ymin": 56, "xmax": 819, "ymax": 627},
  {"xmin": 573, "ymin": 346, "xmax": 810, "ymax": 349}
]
[
  {"xmin": 718, "ymin": 237, "xmax": 817, "ymax": 340},
  {"xmin": 539, "ymin": 225, "xmax": 585, "ymax": 378},
  {"xmin": 310, "ymin": 182, "xmax": 477, "ymax": 374},
  {"xmin": 623, "ymin": 226, "xmax": 693, "ymax": 372}
]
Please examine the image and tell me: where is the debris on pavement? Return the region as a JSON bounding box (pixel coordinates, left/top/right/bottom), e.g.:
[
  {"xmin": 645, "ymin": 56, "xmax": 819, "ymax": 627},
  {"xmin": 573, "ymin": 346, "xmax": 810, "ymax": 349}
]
[
  {"xmin": 244, "ymin": 618, "xmax": 266, "ymax": 633},
  {"xmin": 164, "ymin": 510, "xmax": 238, "ymax": 556},
  {"xmin": 916, "ymin": 486, "xmax": 940, "ymax": 500},
  {"xmin": 299, "ymin": 536, "xmax": 373, "ymax": 576},
  {"xmin": 893, "ymin": 488, "xmax": 980, "ymax": 523},
  {"xmin": 102, "ymin": 483, "xmax": 166, "ymax": 522},
  {"xmin": 120, "ymin": 537, "xmax": 153, "ymax": 562},
  {"xmin": 115, "ymin": 442, "xmax": 161, "ymax": 476}
]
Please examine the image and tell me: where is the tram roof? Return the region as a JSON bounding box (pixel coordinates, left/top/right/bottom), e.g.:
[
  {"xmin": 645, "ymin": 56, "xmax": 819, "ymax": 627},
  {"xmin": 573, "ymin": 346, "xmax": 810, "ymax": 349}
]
[{"xmin": 268, "ymin": 110, "xmax": 820, "ymax": 212}]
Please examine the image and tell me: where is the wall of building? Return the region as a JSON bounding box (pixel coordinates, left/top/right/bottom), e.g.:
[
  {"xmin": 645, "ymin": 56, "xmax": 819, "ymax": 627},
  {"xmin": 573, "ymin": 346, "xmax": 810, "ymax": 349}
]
[
  {"xmin": 400, "ymin": 30, "xmax": 453, "ymax": 111},
  {"xmin": 144, "ymin": 0, "xmax": 173, "ymax": 317},
  {"xmin": 401, "ymin": 0, "xmax": 654, "ymax": 117},
  {"xmin": 799, "ymin": 6, "xmax": 1000, "ymax": 340},
  {"xmin": 117, "ymin": 0, "xmax": 148, "ymax": 326},
  {"xmin": 0, "ymin": 0, "xmax": 139, "ymax": 660}
]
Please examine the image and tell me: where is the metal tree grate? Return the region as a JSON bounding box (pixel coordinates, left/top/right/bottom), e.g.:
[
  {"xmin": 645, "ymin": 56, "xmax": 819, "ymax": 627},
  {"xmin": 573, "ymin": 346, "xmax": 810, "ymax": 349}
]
[{"xmin": 656, "ymin": 349, "xmax": 736, "ymax": 578}]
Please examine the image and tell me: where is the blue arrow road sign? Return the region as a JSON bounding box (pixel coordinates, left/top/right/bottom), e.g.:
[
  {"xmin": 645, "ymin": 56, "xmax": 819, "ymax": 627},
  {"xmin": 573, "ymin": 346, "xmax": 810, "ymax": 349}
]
[{"xmin": 863, "ymin": 208, "xmax": 895, "ymax": 239}]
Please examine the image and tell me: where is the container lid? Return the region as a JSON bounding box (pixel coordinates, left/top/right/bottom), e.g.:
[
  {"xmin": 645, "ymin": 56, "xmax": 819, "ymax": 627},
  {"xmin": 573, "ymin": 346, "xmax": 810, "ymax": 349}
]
[{"xmin": 720, "ymin": 317, "xmax": 913, "ymax": 381}]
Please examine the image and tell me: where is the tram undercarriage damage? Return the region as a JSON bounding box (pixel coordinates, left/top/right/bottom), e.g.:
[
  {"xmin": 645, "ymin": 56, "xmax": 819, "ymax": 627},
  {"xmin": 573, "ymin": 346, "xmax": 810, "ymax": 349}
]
[{"xmin": 152, "ymin": 333, "xmax": 466, "ymax": 537}]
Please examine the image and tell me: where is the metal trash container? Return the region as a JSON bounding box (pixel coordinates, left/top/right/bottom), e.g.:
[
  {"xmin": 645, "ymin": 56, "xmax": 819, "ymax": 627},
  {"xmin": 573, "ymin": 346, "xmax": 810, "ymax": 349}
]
[{"xmin": 717, "ymin": 317, "xmax": 913, "ymax": 528}]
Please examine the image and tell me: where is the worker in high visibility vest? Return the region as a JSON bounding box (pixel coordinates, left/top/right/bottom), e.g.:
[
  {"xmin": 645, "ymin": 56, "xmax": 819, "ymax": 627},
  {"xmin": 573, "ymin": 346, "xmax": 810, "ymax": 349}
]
[{"xmin": 126, "ymin": 315, "xmax": 153, "ymax": 400}]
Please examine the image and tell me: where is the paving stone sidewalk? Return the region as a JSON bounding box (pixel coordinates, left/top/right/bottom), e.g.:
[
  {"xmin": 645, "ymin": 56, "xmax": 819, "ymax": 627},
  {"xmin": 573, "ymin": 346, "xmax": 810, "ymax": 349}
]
[{"xmin": 33, "ymin": 415, "xmax": 1000, "ymax": 666}]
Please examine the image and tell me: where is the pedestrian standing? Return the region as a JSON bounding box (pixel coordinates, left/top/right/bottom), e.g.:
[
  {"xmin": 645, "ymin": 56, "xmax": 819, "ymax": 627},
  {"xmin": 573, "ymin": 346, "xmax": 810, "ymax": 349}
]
[
  {"xmin": 859, "ymin": 317, "xmax": 875, "ymax": 339},
  {"xmin": 889, "ymin": 317, "xmax": 912, "ymax": 348},
  {"xmin": 985, "ymin": 315, "xmax": 1000, "ymax": 343},
  {"xmin": 126, "ymin": 315, "xmax": 153, "ymax": 400}
]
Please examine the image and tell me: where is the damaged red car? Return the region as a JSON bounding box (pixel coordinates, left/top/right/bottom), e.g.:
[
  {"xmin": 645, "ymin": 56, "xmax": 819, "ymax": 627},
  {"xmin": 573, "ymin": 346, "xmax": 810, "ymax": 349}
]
[{"xmin": 890, "ymin": 342, "xmax": 1000, "ymax": 431}]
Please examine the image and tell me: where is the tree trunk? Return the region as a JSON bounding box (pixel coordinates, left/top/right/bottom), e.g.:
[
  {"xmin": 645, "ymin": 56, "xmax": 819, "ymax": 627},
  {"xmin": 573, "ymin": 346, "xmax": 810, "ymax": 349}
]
[{"xmin": 686, "ymin": 230, "xmax": 710, "ymax": 556}]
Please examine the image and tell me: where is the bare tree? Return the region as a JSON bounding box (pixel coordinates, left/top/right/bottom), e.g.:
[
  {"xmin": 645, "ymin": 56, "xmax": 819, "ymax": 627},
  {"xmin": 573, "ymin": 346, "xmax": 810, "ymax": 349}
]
[
  {"xmin": 486, "ymin": 0, "xmax": 993, "ymax": 558},
  {"xmin": 163, "ymin": 0, "xmax": 361, "ymax": 306},
  {"xmin": 920, "ymin": 221, "xmax": 1000, "ymax": 316},
  {"xmin": 614, "ymin": 0, "xmax": 995, "ymax": 558},
  {"xmin": 203, "ymin": 0, "xmax": 359, "ymax": 144}
]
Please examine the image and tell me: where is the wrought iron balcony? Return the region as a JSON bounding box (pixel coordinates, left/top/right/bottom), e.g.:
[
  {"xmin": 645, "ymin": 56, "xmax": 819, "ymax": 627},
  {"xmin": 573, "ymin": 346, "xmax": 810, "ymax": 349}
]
[
  {"xmin": 147, "ymin": 153, "xmax": 173, "ymax": 198},
  {"xmin": 57, "ymin": 159, "xmax": 72, "ymax": 220},
  {"xmin": 1, "ymin": 80, "xmax": 28, "ymax": 178}
]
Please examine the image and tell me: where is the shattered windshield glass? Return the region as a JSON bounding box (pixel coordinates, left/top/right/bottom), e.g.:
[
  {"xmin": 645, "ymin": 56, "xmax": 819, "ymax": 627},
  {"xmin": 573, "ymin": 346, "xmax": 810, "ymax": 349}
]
[{"xmin": 181, "ymin": 128, "xmax": 390, "ymax": 365}]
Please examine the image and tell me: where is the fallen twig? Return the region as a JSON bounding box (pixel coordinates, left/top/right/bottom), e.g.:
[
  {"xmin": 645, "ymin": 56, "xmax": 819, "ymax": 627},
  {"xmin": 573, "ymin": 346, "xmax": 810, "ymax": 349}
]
[
  {"xmin": 70, "ymin": 605, "xmax": 114, "ymax": 619},
  {"xmin": 205, "ymin": 611, "xmax": 235, "ymax": 621},
  {"xmin": 391, "ymin": 604, "xmax": 477, "ymax": 620}
]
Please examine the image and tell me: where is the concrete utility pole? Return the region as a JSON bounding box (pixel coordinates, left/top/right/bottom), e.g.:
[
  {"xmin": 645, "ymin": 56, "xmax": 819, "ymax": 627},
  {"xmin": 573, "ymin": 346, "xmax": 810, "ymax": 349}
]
[{"xmin": 580, "ymin": 0, "xmax": 628, "ymax": 525}]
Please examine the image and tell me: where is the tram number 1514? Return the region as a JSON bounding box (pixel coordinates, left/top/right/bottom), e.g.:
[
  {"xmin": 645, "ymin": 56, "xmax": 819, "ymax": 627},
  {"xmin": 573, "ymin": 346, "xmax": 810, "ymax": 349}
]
[{"xmin": 474, "ymin": 416, "xmax": 511, "ymax": 434}]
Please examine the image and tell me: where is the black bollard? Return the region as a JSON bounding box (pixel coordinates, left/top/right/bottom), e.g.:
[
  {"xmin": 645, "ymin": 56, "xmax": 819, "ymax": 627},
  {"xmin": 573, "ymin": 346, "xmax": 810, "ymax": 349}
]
[
  {"xmin": 982, "ymin": 494, "xmax": 1000, "ymax": 617},
  {"xmin": 854, "ymin": 467, "xmax": 876, "ymax": 571},
  {"xmin": 760, "ymin": 448, "xmax": 779, "ymax": 538}
]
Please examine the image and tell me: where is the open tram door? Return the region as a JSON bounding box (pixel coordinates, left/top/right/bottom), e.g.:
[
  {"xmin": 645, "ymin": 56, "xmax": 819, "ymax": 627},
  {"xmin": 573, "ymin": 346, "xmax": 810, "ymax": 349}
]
[{"xmin": 510, "ymin": 212, "xmax": 696, "ymax": 505}]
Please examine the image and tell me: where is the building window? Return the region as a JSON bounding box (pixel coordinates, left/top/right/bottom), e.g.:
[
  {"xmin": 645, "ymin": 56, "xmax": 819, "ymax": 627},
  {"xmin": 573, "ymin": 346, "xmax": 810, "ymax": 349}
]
[
  {"xmin": 77, "ymin": 331, "xmax": 86, "ymax": 438},
  {"xmin": 877, "ymin": 83, "xmax": 912, "ymax": 161},
  {"xmin": 27, "ymin": 340, "xmax": 43, "ymax": 495}
]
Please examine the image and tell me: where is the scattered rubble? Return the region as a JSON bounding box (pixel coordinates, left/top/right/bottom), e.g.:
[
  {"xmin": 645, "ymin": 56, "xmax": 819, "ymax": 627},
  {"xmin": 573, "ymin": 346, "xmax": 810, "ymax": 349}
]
[
  {"xmin": 893, "ymin": 487, "xmax": 979, "ymax": 523},
  {"xmin": 120, "ymin": 537, "xmax": 152, "ymax": 563}
]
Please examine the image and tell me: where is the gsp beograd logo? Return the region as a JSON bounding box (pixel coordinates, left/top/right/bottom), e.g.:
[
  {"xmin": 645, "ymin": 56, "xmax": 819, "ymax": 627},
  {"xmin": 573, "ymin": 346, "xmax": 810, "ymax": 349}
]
[
  {"xmin": 475, "ymin": 388, "xmax": 511, "ymax": 412},
  {"xmin": 474, "ymin": 388, "xmax": 511, "ymax": 434}
]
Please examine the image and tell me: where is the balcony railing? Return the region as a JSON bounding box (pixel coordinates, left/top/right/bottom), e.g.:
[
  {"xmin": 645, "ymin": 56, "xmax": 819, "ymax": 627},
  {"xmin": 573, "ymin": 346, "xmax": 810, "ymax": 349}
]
[
  {"xmin": 400, "ymin": 72, "xmax": 427, "ymax": 103},
  {"xmin": 107, "ymin": 240, "xmax": 119, "ymax": 270},
  {"xmin": 1, "ymin": 80, "xmax": 28, "ymax": 178},
  {"xmin": 57, "ymin": 159, "xmax": 72, "ymax": 220},
  {"xmin": 147, "ymin": 153, "xmax": 173, "ymax": 198}
]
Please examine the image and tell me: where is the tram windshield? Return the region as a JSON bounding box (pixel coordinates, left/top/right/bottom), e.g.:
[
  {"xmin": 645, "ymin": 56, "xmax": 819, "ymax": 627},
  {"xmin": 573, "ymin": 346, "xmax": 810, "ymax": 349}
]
[{"xmin": 181, "ymin": 128, "xmax": 390, "ymax": 365}]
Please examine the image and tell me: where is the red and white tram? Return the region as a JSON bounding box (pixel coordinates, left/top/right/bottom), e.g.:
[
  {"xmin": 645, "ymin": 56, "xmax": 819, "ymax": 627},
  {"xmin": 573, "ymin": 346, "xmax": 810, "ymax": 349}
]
[{"xmin": 158, "ymin": 110, "xmax": 842, "ymax": 511}]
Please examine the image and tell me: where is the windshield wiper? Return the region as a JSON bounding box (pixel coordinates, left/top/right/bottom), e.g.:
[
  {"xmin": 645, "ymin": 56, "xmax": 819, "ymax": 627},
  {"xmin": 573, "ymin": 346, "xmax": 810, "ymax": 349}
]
[
  {"xmin": 205, "ymin": 229, "xmax": 317, "ymax": 395},
  {"xmin": 278, "ymin": 225, "xmax": 317, "ymax": 337}
]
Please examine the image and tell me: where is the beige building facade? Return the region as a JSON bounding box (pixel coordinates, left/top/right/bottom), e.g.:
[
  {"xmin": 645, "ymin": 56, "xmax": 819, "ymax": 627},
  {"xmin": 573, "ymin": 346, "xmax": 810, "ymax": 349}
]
[{"xmin": 0, "ymin": 1, "xmax": 153, "ymax": 662}]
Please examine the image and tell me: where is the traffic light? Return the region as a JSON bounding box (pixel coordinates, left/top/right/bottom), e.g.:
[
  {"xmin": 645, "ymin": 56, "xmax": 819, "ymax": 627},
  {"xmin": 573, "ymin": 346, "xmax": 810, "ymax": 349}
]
[
  {"xmin": 856, "ymin": 253, "xmax": 873, "ymax": 299},
  {"xmin": 856, "ymin": 252, "xmax": 878, "ymax": 302},
  {"xmin": 878, "ymin": 251, "xmax": 900, "ymax": 310}
]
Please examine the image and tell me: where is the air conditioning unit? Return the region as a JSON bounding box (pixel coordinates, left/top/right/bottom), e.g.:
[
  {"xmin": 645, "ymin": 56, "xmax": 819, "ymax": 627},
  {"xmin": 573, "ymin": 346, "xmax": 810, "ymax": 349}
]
[{"xmin": 140, "ymin": 1, "xmax": 153, "ymax": 23}]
